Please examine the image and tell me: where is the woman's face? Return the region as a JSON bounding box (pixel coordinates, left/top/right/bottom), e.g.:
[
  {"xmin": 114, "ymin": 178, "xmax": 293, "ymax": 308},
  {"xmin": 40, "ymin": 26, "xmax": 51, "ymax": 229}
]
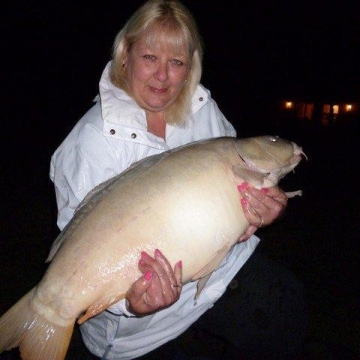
[{"xmin": 124, "ymin": 37, "xmax": 190, "ymax": 113}]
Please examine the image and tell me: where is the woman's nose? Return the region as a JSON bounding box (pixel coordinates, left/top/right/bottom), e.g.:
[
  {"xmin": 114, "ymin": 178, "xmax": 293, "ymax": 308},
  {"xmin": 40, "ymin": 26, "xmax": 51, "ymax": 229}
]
[{"xmin": 155, "ymin": 62, "xmax": 169, "ymax": 82}]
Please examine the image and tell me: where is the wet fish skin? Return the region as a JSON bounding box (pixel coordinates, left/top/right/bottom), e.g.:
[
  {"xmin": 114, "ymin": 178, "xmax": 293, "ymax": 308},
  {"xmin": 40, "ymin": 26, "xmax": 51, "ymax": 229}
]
[{"xmin": 0, "ymin": 135, "xmax": 305, "ymax": 360}]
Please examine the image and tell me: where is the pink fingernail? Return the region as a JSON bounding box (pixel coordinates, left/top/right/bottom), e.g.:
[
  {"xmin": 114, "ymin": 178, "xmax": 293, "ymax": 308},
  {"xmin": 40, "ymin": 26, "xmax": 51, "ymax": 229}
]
[
  {"xmin": 141, "ymin": 251, "xmax": 150, "ymax": 259},
  {"xmin": 237, "ymin": 182, "xmax": 249, "ymax": 192},
  {"xmin": 241, "ymin": 198, "xmax": 248, "ymax": 206},
  {"xmin": 143, "ymin": 271, "xmax": 152, "ymax": 281},
  {"xmin": 176, "ymin": 260, "xmax": 183, "ymax": 268},
  {"xmin": 138, "ymin": 259, "xmax": 145, "ymax": 267},
  {"xmin": 261, "ymin": 188, "xmax": 269, "ymax": 193},
  {"xmin": 155, "ymin": 249, "xmax": 162, "ymax": 257}
]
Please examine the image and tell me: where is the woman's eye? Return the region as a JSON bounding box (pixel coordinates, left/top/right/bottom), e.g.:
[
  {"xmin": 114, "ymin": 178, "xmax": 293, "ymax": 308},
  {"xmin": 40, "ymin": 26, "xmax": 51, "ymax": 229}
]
[
  {"xmin": 171, "ymin": 59, "xmax": 184, "ymax": 66},
  {"xmin": 143, "ymin": 55, "xmax": 156, "ymax": 61}
]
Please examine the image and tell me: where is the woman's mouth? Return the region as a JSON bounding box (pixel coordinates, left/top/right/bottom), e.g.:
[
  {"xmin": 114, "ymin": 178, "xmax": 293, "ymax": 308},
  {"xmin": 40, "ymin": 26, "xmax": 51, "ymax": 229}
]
[{"xmin": 149, "ymin": 86, "xmax": 168, "ymax": 94}]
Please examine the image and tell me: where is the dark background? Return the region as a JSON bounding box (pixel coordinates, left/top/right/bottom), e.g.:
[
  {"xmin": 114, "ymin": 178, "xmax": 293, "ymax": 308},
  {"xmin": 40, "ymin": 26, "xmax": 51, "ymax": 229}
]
[
  {"xmin": 2, "ymin": 0, "xmax": 360, "ymax": 139},
  {"xmin": 1, "ymin": 1, "xmax": 359, "ymax": 358}
]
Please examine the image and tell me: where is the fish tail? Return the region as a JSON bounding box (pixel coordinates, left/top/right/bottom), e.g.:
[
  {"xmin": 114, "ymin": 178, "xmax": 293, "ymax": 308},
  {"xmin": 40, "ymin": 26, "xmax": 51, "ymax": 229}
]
[{"xmin": 0, "ymin": 288, "xmax": 74, "ymax": 360}]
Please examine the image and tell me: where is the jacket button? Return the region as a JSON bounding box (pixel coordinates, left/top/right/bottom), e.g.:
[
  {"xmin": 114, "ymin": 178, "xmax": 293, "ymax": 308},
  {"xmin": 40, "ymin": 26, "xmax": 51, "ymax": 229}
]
[
  {"xmin": 199, "ymin": 97, "xmax": 203, "ymax": 101},
  {"xmin": 110, "ymin": 129, "xmax": 116, "ymax": 135},
  {"xmin": 131, "ymin": 133, "xmax": 137, "ymax": 139}
]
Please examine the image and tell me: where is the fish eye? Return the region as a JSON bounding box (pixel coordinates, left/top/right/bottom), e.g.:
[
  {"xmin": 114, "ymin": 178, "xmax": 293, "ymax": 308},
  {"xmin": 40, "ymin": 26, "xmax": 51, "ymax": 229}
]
[{"xmin": 268, "ymin": 135, "xmax": 279, "ymax": 142}]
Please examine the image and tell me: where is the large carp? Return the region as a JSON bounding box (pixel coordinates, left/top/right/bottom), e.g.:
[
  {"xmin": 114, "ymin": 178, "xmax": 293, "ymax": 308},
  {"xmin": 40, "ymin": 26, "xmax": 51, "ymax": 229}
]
[{"xmin": 0, "ymin": 135, "xmax": 305, "ymax": 360}]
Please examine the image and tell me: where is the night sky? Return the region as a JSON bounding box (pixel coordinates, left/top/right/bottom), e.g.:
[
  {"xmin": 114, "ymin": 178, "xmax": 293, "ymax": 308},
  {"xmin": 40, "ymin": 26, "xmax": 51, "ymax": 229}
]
[{"xmin": 2, "ymin": 0, "xmax": 360, "ymax": 144}]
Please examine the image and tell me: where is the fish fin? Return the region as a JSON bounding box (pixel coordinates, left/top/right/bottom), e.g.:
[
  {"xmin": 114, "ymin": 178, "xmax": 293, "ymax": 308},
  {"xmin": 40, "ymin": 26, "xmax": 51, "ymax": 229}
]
[
  {"xmin": 191, "ymin": 243, "xmax": 231, "ymax": 298},
  {"xmin": 195, "ymin": 274, "xmax": 212, "ymax": 299},
  {"xmin": 232, "ymin": 165, "xmax": 268, "ymax": 189},
  {"xmin": 77, "ymin": 293, "xmax": 126, "ymax": 324},
  {"xmin": 0, "ymin": 288, "xmax": 74, "ymax": 360},
  {"xmin": 192, "ymin": 243, "xmax": 231, "ymax": 281},
  {"xmin": 285, "ymin": 190, "xmax": 302, "ymax": 198}
]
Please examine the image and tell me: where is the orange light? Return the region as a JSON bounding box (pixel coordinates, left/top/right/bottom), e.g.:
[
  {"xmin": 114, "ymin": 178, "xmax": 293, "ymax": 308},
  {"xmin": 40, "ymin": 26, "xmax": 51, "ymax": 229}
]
[
  {"xmin": 345, "ymin": 104, "xmax": 352, "ymax": 112},
  {"xmin": 285, "ymin": 101, "xmax": 293, "ymax": 109}
]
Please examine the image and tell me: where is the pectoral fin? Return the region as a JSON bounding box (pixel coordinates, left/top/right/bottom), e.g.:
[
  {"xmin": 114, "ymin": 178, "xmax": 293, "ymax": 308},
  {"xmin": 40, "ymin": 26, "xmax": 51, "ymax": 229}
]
[
  {"xmin": 195, "ymin": 274, "xmax": 212, "ymax": 299},
  {"xmin": 191, "ymin": 243, "xmax": 231, "ymax": 298},
  {"xmin": 285, "ymin": 190, "xmax": 303, "ymax": 198},
  {"xmin": 233, "ymin": 164, "xmax": 268, "ymax": 189}
]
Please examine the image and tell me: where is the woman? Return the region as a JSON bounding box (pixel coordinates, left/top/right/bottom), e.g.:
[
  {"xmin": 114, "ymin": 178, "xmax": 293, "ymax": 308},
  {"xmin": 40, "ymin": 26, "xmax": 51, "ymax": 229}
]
[{"xmin": 50, "ymin": 1, "xmax": 300, "ymax": 359}]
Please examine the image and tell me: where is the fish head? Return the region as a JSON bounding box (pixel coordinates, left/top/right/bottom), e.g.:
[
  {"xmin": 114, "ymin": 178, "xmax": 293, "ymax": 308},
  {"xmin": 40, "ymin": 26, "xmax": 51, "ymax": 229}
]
[{"xmin": 234, "ymin": 135, "xmax": 306, "ymax": 188}]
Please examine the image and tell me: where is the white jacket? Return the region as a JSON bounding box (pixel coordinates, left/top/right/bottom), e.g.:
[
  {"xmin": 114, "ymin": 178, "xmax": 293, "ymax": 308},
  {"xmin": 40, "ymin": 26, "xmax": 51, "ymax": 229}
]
[{"xmin": 50, "ymin": 62, "xmax": 259, "ymax": 359}]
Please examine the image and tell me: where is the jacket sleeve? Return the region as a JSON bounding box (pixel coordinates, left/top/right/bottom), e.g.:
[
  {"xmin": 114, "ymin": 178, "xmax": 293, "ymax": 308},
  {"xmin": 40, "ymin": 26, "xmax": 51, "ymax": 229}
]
[{"xmin": 50, "ymin": 122, "xmax": 121, "ymax": 231}]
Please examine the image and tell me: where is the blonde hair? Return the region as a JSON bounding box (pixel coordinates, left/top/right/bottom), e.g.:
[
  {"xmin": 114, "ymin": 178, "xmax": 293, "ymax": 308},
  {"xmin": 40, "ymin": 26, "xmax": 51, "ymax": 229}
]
[{"xmin": 110, "ymin": 0, "xmax": 203, "ymax": 126}]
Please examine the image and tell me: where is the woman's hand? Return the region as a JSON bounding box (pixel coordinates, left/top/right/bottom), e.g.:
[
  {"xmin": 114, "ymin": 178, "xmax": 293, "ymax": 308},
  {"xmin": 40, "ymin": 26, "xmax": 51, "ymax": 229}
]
[
  {"xmin": 125, "ymin": 249, "xmax": 182, "ymax": 316},
  {"xmin": 237, "ymin": 182, "xmax": 288, "ymax": 242}
]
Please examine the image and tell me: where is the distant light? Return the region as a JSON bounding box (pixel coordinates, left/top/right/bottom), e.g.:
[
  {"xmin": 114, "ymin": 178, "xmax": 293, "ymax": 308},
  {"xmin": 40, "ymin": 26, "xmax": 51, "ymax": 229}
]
[
  {"xmin": 333, "ymin": 105, "xmax": 339, "ymax": 114},
  {"xmin": 285, "ymin": 101, "xmax": 293, "ymax": 109},
  {"xmin": 345, "ymin": 104, "xmax": 352, "ymax": 112}
]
